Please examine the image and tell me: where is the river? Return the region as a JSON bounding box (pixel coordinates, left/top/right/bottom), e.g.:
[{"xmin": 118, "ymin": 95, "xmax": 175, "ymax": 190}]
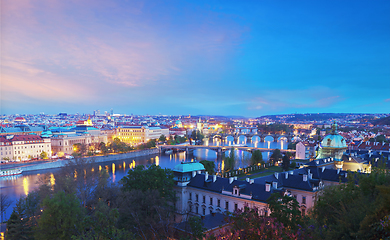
[{"xmin": 0, "ymin": 137, "xmax": 287, "ymax": 221}]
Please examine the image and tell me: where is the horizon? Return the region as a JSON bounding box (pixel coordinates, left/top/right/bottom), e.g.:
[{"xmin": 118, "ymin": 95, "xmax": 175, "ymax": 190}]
[{"xmin": 1, "ymin": 0, "xmax": 390, "ymax": 116}]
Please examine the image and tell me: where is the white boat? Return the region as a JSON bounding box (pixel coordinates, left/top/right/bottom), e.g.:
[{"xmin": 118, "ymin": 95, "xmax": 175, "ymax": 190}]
[
  {"xmin": 0, "ymin": 168, "xmax": 23, "ymax": 177},
  {"xmin": 165, "ymin": 149, "xmax": 173, "ymax": 154}
]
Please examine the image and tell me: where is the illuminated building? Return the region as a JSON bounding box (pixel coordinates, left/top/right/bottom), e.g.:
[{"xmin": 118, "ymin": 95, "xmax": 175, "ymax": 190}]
[
  {"xmin": 0, "ymin": 135, "xmax": 51, "ymax": 161},
  {"xmin": 116, "ymin": 126, "xmax": 169, "ymax": 145}
]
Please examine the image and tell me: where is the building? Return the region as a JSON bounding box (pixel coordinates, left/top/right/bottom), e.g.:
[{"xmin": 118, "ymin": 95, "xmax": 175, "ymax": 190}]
[
  {"xmin": 296, "ymin": 141, "xmax": 317, "ymax": 159},
  {"xmin": 316, "ymin": 122, "xmax": 348, "ymax": 169},
  {"xmin": 173, "ymin": 161, "xmax": 351, "ymax": 222},
  {"xmin": 116, "ymin": 126, "xmax": 169, "ymax": 145},
  {"xmin": 0, "ymin": 125, "xmax": 46, "ymax": 136},
  {"xmin": 0, "ymin": 134, "xmax": 51, "ymax": 161}
]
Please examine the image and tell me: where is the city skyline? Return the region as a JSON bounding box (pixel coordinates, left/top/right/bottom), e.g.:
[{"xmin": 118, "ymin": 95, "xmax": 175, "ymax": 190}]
[{"xmin": 1, "ymin": 0, "xmax": 390, "ymax": 117}]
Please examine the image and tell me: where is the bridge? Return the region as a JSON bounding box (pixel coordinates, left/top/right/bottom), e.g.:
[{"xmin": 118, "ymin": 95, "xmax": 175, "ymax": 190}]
[
  {"xmin": 159, "ymin": 145, "xmax": 295, "ymax": 158},
  {"xmin": 208, "ymin": 132, "xmax": 297, "ymax": 143}
]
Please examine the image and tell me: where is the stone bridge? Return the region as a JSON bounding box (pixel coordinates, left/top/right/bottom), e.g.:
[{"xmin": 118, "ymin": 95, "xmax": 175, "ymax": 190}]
[
  {"xmin": 209, "ymin": 132, "xmax": 295, "ymax": 142},
  {"xmin": 159, "ymin": 144, "xmax": 295, "ymax": 158}
]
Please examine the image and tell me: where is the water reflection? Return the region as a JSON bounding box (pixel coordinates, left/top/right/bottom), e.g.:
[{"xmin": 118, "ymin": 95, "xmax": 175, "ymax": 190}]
[{"xmin": 0, "ymin": 138, "xmax": 287, "ymax": 221}]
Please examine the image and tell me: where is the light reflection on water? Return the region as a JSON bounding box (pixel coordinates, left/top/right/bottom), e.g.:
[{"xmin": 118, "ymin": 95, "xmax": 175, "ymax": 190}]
[{"xmin": 0, "ymin": 138, "xmax": 287, "ymax": 221}]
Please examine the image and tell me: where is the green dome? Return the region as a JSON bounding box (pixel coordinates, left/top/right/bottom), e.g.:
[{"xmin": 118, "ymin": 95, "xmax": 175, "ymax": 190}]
[
  {"xmin": 173, "ymin": 161, "xmax": 205, "ymax": 173},
  {"xmin": 321, "ymin": 134, "xmax": 347, "ymax": 148}
]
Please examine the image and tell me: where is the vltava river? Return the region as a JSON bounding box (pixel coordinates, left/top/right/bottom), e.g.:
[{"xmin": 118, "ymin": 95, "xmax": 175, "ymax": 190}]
[{"xmin": 0, "ymin": 138, "xmax": 287, "ymax": 221}]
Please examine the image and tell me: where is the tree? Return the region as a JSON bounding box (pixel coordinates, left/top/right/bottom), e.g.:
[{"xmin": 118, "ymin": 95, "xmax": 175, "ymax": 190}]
[
  {"xmin": 311, "ymin": 167, "xmax": 390, "ymax": 239},
  {"xmin": 250, "ymin": 150, "xmax": 264, "ymax": 166},
  {"xmin": 281, "ymin": 154, "xmax": 290, "ymax": 171},
  {"xmin": 119, "ymin": 165, "xmax": 176, "ymax": 239},
  {"xmin": 224, "ymin": 148, "xmax": 235, "ymax": 172},
  {"xmin": 209, "ymin": 205, "xmax": 311, "ymax": 240},
  {"xmin": 159, "ymin": 134, "xmax": 166, "ymax": 142},
  {"xmin": 200, "ymin": 160, "xmax": 215, "ymax": 175},
  {"xmin": 0, "ymin": 193, "xmax": 12, "ymax": 223},
  {"xmin": 6, "ymin": 197, "xmax": 35, "ymax": 240},
  {"xmin": 35, "ymin": 191, "xmax": 85, "ymax": 240},
  {"xmin": 267, "ymin": 193, "xmax": 303, "ymax": 231},
  {"xmin": 270, "ymin": 149, "xmax": 282, "ymax": 165},
  {"xmin": 40, "ymin": 151, "xmax": 48, "ymax": 159},
  {"xmin": 187, "ymin": 216, "xmax": 206, "ymax": 240}
]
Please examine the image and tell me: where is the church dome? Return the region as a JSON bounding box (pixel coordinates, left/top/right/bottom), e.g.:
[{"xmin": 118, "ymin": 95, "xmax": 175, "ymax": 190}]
[
  {"xmin": 173, "ymin": 161, "xmax": 205, "ymax": 173},
  {"xmin": 321, "ymin": 134, "xmax": 347, "ymax": 148},
  {"xmin": 320, "ymin": 122, "xmax": 347, "ymax": 149}
]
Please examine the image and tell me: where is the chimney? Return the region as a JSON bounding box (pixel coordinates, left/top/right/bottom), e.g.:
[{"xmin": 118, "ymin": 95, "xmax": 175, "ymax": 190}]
[
  {"xmin": 309, "ymin": 173, "xmax": 313, "ymax": 179},
  {"xmin": 345, "ymin": 173, "xmax": 348, "ymax": 178},
  {"xmin": 229, "ymin": 177, "xmax": 234, "ymax": 184},
  {"xmin": 289, "ymin": 171, "xmax": 294, "ymax": 175},
  {"xmin": 272, "ymin": 181, "xmax": 278, "ymax": 189},
  {"xmin": 322, "ymin": 166, "xmax": 325, "ymax": 172},
  {"xmin": 213, "ymin": 175, "xmax": 217, "ymax": 182},
  {"xmin": 337, "ymin": 169, "xmax": 340, "ymax": 174},
  {"xmin": 205, "ymin": 172, "xmax": 208, "ymax": 181},
  {"xmin": 234, "ymin": 176, "xmax": 238, "ymax": 180},
  {"xmin": 246, "ymin": 178, "xmax": 250, "ymax": 182},
  {"xmin": 249, "ymin": 179, "xmax": 254, "ymax": 184},
  {"xmin": 316, "ymin": 160, "xmax": 319, "ymax": 165},
  {"xmin": 285, "ymin": 172, "xmax": 288, "ymax": 179},
  {"xmin": 265, "ymin": 183, "xmax": 271, "ymax": 192},
  {"xmin": 274, "ymin": 172, "xmax": 279, "ymax": 179},
  {"xmin": 198, "ymin": 170, "xmax": 201, "ymax": 174},
  {"xmin": 192, "ymin": 171, "xmax": 196, "ymax": 177},
  {"xmin": 303, "ymin": 174, "xmax": 308, "ymax": 182}
]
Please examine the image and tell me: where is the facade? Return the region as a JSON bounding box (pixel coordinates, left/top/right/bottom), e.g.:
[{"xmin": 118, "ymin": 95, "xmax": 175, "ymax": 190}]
[
  {"xmin": 50, "ymin": 126, "xmax": 108, "ymax": 156},
  {"xmin": 116, "ymin": 126, "xmax": 169, "ymax": 145},
  {"xmin": 295, "ymin": 142, "xmax": 317, "ymax": 159},
  {"xmin": 0, "ymin": 135, "xmax": 51, "ymax": 161},
  {"xmin": 173, "ymin": 161, "xmax": 351, "ymax": 223}
]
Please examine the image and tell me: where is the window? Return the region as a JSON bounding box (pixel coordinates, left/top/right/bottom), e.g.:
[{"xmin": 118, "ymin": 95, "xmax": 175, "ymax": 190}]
[
  {"xmin": 302, "ymin": 208, "xmax": 306, "ymax": 216},
  {"xmin": 196, "ymin": 194, "xmax": 198, "ymax": 202},
  {"xmin": 189, "ymin": 205, "xmax": 192, "ymax": 212},
  {"xmin": 225, "ymin": 201, "xmax": 229, "ymax": 210},
  {"xmin": 302, "ymin": 196, "xmax": 306, "ymax": 204},
  {"xmin": 203, "ymin": 196, "xmax": 206, "ymax": 203},
  {"xmin": 210, "ymin": 197, "xmax": 213, "ymax": 205},
  {"xmin": 189, "ymin": 193, "xmax": 192, "ymax": 200},
  {"xmin": 210, "ymin": 209, "xmax": 213, "ymax": 214},
  {"xmin": 235, "ymin": 203, "xmax": 238, "ymax": 211},
  {"xmin": 294, "ymin": 195, "xmax": 297, "ymax": 199},
  {"xmin": 234, "ymin": 189, "xmax": 238, "ymax": 195},
  {"xmin": 202, "ymin": 208, "xmax": 205, "ymax": 215},
  {"xmin": 196, "ymin": 207, "xmax": 198, "ymax": 214},
  {"xmin": 217, "ymin": 199, "xmax": 220, "ymax": 207}
]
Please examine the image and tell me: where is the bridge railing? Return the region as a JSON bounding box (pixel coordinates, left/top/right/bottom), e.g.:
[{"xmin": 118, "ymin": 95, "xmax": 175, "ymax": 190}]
[{"xmin": 220, "ymin": 162, "xmax": 275, "ymax": 178}]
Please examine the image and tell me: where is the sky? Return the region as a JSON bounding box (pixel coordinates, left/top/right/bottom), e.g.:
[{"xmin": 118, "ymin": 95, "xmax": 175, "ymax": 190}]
[{"xmin": 1, "ymin": 0, "xmax": 390, "ymax": 117}]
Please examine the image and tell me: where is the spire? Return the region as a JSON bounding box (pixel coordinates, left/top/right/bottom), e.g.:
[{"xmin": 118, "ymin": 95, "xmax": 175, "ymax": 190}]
[{"xmin": 331, "ymin": 121, "xmax": 338, "ymax": 135}]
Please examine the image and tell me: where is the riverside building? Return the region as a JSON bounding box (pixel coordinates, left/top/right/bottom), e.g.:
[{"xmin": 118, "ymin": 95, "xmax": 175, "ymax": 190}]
[{"xmin": 0, "ymin": 135, "xmax": 51, "ymax": 161}]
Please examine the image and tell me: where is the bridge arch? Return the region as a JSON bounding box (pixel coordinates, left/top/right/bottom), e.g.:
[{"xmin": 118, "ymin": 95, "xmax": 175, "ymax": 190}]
[
  {"xmin": 264, "ymin": 135, "xmax": 274, "ymax": 142},
  {"xmin": 251, "ymin": 135, "xmax": 261, "ymax": 142}
]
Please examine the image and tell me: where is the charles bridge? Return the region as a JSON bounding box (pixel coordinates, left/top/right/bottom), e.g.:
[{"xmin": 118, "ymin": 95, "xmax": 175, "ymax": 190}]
[{"xmin": 208, "ymin": 132, "xmax": 296, "ymax": 143}]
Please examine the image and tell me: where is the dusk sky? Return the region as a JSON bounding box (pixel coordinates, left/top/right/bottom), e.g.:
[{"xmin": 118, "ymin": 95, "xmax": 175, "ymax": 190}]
[{"xmin": 1, "ymin": 0, "xmax": 389, "ymax": 117}]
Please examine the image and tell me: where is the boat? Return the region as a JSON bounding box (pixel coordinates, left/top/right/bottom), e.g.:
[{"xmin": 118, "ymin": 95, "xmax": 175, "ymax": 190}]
[
  {"xmin": 165, "ymin": 149, "xmax": 173, "ymax": 154},
  {"xmin": 0, "ymin": 168, "xmax": 23, "ymax": 177}
]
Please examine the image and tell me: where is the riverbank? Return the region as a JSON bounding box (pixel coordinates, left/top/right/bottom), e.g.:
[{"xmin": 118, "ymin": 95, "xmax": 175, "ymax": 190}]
[{"xmin": 19, "ymin": 148, "xmax": 160, "ymax": 172}]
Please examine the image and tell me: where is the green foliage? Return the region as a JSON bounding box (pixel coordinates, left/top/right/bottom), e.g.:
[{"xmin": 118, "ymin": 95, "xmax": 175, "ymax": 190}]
[
  {"xmin": 287, "ymin": 142, "xmax": 297, "ymax": 150},
  {"xmin": 224, "ymin": 148, "xmax": 235, "ymax": 172},
  {"xmin": 191, "ymin": 130, "xmax": 204, "ymax": 141},
  {"xmin": 267, "ymin": 193, "xmax": 303, "ymax": 231},
  {"xmin": 6, "ymin": 198, "xmax": 34, "ymax": 240},
  {"xmin": 121, "ymin": 164, "xmax": 175, "ymax": 202},
  {"xmin": 0, "ymin": 193, "xmax": 12, "ymax": 223},
  {"xmin": 35, "ymin": 191, "xmax": 85, "ymax": 240},
  {"xmin": 158, "ymin": 134, "xmax": 167, "ymax": 142},
  {"xmin": 270, "ymin": 149, "xmax": 282, "ymax": 165},
  {"xmin": 281, "ymin": 154, "xmax": 290, "ymax": 171},
  {"xmin": 40, "ymin": 151, "xmax": 48, "ymax": 159},
  {"xmin": 200, "ymin": 160, "xmax": 215, "ymax": 175},
  {"xmin": 311, "ymin": 168, "xmax": 390, "ymax": 239},
  {"xmin": 188, "ymin": 216, "xmax": 206, "ymax": 240},
  {"xmin": 257, "ymin": 123, "xmax": 292, "ymax": 134},
  {"xmin": 250, "ymin": 150, "xmax": 264, "ymax": 166}
]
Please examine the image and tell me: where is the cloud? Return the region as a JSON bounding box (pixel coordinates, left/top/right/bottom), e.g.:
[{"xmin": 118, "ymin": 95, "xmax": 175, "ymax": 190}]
[
  {"xmin": 248, "ymin": 87, "xmax": 343, "ymax": 112},
  {"xmin": 385, "ymin": 98, "xmax": 390, "ymax": 102}
]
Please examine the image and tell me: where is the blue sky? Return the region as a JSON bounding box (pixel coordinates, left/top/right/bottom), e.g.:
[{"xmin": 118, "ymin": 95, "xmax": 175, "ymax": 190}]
[{"xmin": 1, "ymin": 0, "xmax": 389, "ymax": 117}]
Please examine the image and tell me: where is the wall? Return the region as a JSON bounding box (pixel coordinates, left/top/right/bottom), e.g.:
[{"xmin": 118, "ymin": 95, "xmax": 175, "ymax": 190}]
[{"xmin": 21, "ymin": 148, "xmax": 159, "ymax": 172}]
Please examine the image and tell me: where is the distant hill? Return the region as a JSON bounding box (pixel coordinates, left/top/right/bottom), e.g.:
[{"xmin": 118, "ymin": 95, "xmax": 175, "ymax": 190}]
[{"xmin": 373, "ymin": 116, "xmax": 390, "ymax": 126}]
